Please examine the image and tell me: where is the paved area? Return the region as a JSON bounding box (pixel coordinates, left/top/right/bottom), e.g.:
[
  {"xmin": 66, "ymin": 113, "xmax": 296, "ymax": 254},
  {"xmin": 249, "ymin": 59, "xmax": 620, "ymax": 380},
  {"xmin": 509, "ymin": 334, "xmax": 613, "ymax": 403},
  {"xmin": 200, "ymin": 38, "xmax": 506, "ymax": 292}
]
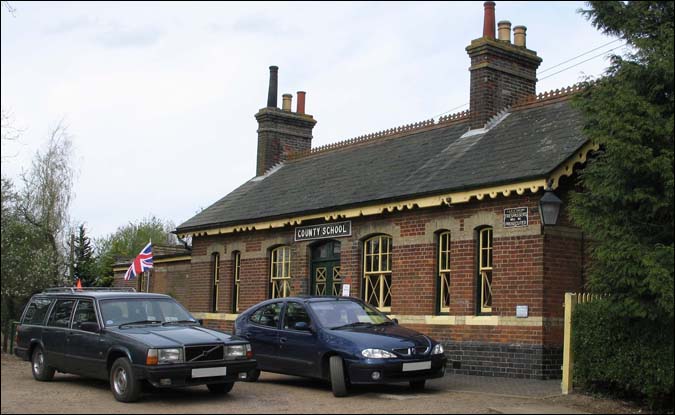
[{"xmin": 0, "ymin": 354, "xmax": 642, "ymax": 414}]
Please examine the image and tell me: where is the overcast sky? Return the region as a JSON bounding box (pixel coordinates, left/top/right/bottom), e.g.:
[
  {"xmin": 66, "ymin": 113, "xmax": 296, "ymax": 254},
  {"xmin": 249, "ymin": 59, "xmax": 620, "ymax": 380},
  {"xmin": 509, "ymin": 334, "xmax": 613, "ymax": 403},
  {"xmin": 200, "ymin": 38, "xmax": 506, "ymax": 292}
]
[{"xmin": 1, "ymin": 1, "xmax": 622, "ymax": 240}]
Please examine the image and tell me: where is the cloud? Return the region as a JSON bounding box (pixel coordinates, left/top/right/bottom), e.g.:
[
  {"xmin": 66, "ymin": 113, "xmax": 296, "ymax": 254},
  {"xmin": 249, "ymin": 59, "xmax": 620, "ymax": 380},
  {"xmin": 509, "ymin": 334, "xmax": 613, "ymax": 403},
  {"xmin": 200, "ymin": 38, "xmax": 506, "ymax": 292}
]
[
  {"xmin": 94, "ymin": 24, "xmax": 163, "ymax": 49},
  {"xmin": 43, "ymin": 16, "xmax": 95, "ymax": 35}
]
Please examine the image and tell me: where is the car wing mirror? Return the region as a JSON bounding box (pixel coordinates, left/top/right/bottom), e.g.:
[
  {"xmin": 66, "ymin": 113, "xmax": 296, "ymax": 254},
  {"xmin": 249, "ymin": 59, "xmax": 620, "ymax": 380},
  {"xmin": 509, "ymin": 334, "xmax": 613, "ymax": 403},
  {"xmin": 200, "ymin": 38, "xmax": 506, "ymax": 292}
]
[
  {"xmin": 197, "ymin": 319, "xmax": 204, "ymax": 326},
  {"xmin": 392, "ymin": 318, "xmax": 399, "ymax": 325},
  {"xmin": 80, "ymin": 322, "xmax": 100, "ymax": 333},
  {"xmin": 293, "ymin": 322, "xmax": 312, "ymax": 332}
]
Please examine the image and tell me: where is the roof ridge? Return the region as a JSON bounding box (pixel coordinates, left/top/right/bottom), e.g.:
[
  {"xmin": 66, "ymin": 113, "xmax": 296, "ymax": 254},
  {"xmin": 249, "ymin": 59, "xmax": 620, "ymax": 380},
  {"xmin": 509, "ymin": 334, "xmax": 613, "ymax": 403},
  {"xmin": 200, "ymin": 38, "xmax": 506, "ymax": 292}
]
[
  {"xmin": 511, "ymin": 82, "xmax": 589, "ymax": 110},
  {"xmin": 287, "ymin": 108, "xmax": 471, "ymax": 161}
]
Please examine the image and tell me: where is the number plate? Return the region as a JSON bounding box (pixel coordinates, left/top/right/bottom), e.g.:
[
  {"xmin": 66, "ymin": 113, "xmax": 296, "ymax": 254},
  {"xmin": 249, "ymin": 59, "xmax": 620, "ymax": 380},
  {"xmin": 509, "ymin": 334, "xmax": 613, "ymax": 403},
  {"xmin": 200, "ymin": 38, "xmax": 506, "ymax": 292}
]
[
  {"xmin": 402, "ymin": 361, "xmax": 431, "ymax": 372},
  {"xmin": 191, "ymin": 367, "xmax": 227, "ymax": 378}
]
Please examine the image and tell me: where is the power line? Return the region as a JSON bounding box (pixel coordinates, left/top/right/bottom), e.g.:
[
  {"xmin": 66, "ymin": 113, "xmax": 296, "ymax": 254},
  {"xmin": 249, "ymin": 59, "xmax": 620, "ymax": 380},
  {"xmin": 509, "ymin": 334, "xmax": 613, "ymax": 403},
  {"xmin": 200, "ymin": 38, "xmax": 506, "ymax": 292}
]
[
  {"xmin": 539, "ymin": 43, "xmax": 627, "ymax": 81},
  {"xmin": 539, "ymin": 38, "xmax": 623, "ymax": 74},
  {"xmin": 433, "ymin": 40, "xmax": 626, "ymax": 118}
]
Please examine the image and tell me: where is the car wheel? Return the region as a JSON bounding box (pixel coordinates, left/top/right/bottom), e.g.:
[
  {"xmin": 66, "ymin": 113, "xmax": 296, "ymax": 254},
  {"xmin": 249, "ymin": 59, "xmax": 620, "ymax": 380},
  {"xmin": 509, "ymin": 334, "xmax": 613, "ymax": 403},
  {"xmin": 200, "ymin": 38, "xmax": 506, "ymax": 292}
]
[
  {"xmin": 329, "ymin": 355, "xmax": 348, "ymax": 397},
  {"xmin": 207, "ymin": 382, "xmax": 235, "ymax": 394},
  {"xmin": 110, "ymin": 357, "xmax": 142, "ymax": 403},
  {"xmin": 31, "ymin": 346, "xmax": 55, "ymax": 381},
  {"xmin": 410, "ymin": 379, "xmax": 426, "ymax": 391},
  {"xmin": 245, "ymin": 369, "xmax": 261, "ymax": 382}
]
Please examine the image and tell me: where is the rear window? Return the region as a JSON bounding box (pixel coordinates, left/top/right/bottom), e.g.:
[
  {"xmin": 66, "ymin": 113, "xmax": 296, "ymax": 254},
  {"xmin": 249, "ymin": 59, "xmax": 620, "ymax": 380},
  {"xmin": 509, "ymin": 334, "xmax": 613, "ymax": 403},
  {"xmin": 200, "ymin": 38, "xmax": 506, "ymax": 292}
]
[
  {"xmin": 249, "ymin": 303, "xmax": 282, "ymax": 328},
  {"xmin": 22, "ymin": 298, "xmax": 53, "ymax": 326},
  {"xmin": 47, "ymin": 299, "xmax": 76, "ymax": 328}
]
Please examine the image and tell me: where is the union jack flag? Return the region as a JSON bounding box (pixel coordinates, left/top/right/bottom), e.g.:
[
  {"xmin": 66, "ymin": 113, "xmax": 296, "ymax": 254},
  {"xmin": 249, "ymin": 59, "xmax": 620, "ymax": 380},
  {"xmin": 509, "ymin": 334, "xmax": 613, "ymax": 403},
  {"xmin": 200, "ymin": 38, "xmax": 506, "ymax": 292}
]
[{"xmin": 124, "ymin": 242, "xmax": 153, "ymax": 281}]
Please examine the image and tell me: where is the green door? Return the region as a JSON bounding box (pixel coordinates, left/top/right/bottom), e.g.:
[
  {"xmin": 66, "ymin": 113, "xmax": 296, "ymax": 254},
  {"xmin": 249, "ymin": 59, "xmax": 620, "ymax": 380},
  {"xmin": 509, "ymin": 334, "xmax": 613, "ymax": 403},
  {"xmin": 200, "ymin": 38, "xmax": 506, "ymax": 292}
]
[{"xmin": 310, "ymin": 241, "xmax": 342, "ymax": 296}]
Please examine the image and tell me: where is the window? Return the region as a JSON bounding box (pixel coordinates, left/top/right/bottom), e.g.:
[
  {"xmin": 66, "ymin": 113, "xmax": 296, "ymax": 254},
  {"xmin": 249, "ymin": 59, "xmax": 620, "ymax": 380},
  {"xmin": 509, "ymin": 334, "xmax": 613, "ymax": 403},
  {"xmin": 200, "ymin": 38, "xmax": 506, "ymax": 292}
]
[
  {"xmin": 249, "ymin": 303, "xmax": 282, "ymax": 328},
  {"xmin": 211, "ymin": 252, "xmax": 220, "ymax": 312},
  {"xmin": 72, "ymin": 300, "xmax": 97, "ymax": 331},
  {"xmin": 233, "ymin": 251, "xmax": 241, "ymax": 313},
  {"xmin": 438, "ymin": 231, "xmax": 452, "ymax": 313},
  {"xmin": 283, "ymin": 302, "xmax": 311, "ymax": 330},
  {"xmin": 478, "ymin": 227, "xmax": 494, "ymax": 313},
  {"xmin": 363, "ymin": 235, "xmax": 393, "ymax": 311},
  {"xmin": 22, "ymin": 298, "xmax": 53, "ymax": 326},
  {"xmin": 270, "ymin": 246, "xmax": 291, "ymax": 299},
  {"xmin": 47, "ymin": 299, "xmax": 75, "ymax": 328}
]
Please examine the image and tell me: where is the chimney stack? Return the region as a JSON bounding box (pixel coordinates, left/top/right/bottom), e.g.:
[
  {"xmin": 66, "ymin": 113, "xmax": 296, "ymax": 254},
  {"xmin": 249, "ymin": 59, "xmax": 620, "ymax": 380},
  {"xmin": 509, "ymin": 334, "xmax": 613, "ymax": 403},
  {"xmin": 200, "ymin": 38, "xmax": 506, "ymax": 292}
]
[
  {"xmin": 282, "ymin": 94, "xmax": 293, "ymax": 111},
  {"xmin": 482, "ymin": 1, "xmax": 496, "ymax": 39},
  {"xmin": 296, "ymin": 91, "xmax": 306, "ymax": 114},
  {"xmin": 255, "ymin": 66, "xmax": 317, "ymax": 176},
  {"xmin": 466, "ymin": 2, "xmax": 542, "ymax": 129},
  {"xmin": 498, "ymin": 20, "xmax": 511, "ymax": 42},
  {"xmin": 266, "ymin": 66, "xmax": 278, "ymax": 108},
  {"xmin": 513, "ymin": 25, "xmax": 527, "ymax": 47}
]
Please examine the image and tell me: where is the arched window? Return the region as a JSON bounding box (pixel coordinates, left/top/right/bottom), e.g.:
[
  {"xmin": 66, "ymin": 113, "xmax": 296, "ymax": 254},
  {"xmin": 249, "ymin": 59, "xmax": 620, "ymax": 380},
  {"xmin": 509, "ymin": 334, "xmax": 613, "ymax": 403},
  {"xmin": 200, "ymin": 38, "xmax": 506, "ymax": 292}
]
[
  {"xmin": 478, "ymin": 227, "xmax": 493, "ymax": 313},
  {"xmin": 363, "ymin": 235, "xmax": 392, "ymax": 311},
  {"xmin": 232, "ymin": 251, "xmax": 241, "ymax": 313},
  {"xmin": 211, "ymin": 252, "xmax": 220, "ymax": 312},
  {"xmin": 270, "ymin": 246, "xmax": 292, "ymax": 299},
  {"xmin": 438, "ymin": 231, "xmax": 451, "ymax": 313}
]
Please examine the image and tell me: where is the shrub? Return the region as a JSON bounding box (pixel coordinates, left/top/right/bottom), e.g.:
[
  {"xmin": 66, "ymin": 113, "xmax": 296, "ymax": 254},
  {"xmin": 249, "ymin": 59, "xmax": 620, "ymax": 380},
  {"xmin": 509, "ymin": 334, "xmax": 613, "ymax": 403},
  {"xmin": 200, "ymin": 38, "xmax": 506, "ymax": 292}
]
[{"xmin": 572, "ymin": 299, "xmax": 674, "ymax": 409}]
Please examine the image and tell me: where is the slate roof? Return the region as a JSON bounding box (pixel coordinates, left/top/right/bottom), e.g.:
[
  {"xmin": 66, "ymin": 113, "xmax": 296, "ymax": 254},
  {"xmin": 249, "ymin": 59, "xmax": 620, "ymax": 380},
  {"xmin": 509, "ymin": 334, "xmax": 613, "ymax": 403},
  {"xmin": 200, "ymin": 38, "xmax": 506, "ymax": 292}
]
[{"xmin": 176, "ymin": 99, "xmax": 586, "ymax": 233}]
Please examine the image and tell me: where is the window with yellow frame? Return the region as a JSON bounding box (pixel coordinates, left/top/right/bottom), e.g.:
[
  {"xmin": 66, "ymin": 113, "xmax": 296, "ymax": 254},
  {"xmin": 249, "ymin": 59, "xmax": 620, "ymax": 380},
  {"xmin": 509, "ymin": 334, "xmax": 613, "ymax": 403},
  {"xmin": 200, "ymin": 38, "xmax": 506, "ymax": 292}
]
[
  {"xmin": 270, "ymin": 246, "xmax": 291, "ymax": 299},
  {"xmin": 363, "ymin": 235, "xmax": 392, "ymax": 312},
  {"xmin": 211, "ymin": 252, "xmax": 220, "ymax": 312},
  {"xmin": 438, "ymin": 231, "xmax": 451, "ymax": 313},
  {"xmin": 478, "ymin": 227, "xmax": 493, "ymax": 313},
  {"xmin": 232, "ymin": 251, "xmax": 241, "ymax": 313}
]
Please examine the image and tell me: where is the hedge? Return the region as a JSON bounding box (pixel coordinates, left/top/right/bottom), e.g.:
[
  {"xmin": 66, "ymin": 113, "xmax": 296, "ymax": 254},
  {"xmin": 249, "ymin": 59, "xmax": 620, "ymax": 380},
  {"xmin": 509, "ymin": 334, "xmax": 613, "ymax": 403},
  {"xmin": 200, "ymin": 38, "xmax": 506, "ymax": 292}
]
[{"xmin": 572, "ymin": 299, "xmax": 674, "ymax": 409}]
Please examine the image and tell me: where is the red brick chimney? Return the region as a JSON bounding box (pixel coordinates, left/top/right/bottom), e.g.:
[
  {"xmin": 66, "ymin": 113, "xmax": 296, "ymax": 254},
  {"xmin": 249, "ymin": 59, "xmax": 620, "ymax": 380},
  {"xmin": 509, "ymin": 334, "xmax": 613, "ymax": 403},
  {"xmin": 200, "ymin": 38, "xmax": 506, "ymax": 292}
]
[
  {"xmin": 466, "ymin": 1, "xmax": 542, "ymax": 129},
  {"xmin": 255, "ymin": 66, "xmax": 316, "ymax": 176}
]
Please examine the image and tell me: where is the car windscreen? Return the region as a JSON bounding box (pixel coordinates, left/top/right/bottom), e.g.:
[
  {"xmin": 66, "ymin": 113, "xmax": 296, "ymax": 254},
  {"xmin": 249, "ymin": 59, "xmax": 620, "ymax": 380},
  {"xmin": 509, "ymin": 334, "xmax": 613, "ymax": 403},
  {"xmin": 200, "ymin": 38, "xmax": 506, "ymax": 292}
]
[
  {"xmin": 309, "ymin": 300, "xmax": 390, "ymax": 329},
  {"xmin": 100, "ymin": 298, "xmax": 195, "ymax": 327}
]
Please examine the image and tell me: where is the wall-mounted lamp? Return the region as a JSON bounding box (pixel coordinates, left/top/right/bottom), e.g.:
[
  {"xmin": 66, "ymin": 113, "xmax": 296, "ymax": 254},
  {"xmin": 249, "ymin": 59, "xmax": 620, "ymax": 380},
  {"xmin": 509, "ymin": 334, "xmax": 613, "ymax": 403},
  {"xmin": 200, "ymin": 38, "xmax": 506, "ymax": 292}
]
[{"xmin": 539, "ymin": 183, "xmax": 562, "ymax": 226}]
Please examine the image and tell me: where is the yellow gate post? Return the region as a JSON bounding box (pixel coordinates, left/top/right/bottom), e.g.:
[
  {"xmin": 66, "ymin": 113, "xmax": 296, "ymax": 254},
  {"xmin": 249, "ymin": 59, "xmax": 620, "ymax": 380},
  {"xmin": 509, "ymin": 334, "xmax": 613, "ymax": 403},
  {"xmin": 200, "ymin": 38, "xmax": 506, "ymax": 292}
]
[{"xmin": 561, "ymin": 292, "xmax": 577, "ymax": 394}]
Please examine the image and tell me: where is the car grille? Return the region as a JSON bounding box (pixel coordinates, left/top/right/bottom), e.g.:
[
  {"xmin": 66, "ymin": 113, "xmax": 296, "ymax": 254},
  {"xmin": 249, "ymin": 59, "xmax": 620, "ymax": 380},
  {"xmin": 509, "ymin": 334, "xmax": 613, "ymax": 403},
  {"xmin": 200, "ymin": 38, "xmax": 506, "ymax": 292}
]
[
  {"xmin": 185, "ymin": 344, "xmax": 224, "ymax": 362},
  {"xmin": 392, "ymin": 346, "xmax": 429, "ymax": 356}
]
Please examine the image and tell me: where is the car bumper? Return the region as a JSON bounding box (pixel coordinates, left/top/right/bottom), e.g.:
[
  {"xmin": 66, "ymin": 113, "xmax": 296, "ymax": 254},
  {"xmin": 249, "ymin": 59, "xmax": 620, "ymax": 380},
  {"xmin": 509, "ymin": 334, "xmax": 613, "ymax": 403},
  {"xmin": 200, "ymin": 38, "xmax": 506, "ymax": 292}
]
[
  {"xmin": 134, "ymin": 359, "xmax": 257, "ymax": 388},
  {"xmin": 346, "ymin": 354, "xmax": 447, "ymax": 384},
  {"xmin": 14, "ymin": 347, "xmax": 29, "ymax": 361}
]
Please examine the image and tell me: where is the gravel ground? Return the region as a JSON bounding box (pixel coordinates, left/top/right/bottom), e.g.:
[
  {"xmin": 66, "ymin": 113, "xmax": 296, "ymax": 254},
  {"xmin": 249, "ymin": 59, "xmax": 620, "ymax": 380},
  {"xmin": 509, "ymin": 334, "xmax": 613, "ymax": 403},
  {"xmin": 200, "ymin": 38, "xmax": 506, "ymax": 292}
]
[{"xmin": 0, "ymin": 354, "xmax": 645, "ymax": 414}]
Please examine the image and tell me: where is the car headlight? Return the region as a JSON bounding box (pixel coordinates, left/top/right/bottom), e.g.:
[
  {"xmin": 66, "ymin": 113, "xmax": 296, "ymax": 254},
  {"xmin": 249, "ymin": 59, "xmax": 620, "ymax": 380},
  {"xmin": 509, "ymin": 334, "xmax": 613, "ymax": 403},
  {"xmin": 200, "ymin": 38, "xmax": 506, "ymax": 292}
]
[
  {"xmin": 361, "ymin": 348, "xmax": 397, "ymax": 359},
  {"xmin": 147, "ymin": 348, "xmax": 184, "ymax": 365},
  {"xmin": 431, "ymin": 344, "xmax": 445, "ymax": 355},
  {"xmin": 226, "ymin": 345, "xmax": 247, "ymax": 358}
]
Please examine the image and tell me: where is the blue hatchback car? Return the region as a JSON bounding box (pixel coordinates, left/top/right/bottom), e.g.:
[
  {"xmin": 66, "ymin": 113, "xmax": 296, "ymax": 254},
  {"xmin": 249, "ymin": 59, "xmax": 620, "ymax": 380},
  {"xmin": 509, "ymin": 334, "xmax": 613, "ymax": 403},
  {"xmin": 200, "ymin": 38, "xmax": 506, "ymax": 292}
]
[{"xmin": 234, "ymin": 296, "xmax": 447, "ymax": 397}]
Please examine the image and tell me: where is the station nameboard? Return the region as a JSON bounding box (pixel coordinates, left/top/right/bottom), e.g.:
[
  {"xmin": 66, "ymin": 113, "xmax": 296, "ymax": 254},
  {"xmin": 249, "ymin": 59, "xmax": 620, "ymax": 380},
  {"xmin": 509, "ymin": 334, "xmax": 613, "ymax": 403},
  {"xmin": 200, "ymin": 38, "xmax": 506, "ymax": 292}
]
[
  {"xmin": 504, "ymin": 207, "xmax": 529, "ymax": 228},
  {"xmin": 294, "ymin": 221, "xmax": 352, "ymax": 242}
]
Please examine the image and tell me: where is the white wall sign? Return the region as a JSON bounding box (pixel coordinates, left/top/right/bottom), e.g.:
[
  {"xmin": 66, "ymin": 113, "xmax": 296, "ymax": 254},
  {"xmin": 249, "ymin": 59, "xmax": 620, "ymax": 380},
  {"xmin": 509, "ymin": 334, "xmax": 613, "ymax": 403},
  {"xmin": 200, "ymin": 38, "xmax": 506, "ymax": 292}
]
[
  {"xmin": 341, "ymin": 284, "xmax": 351, "ymax": 297},
  {"xmin": 516, "ymin": 305, "xmax": 529, "ymax": 318}
]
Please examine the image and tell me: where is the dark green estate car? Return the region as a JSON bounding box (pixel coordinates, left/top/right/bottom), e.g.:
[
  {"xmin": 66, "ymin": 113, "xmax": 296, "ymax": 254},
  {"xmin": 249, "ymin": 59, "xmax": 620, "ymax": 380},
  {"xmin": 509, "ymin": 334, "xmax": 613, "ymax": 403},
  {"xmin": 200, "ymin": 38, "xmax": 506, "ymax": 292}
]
[{"xmin": 14, "ymin": 288, "xmax": 256, "ymax": 402}]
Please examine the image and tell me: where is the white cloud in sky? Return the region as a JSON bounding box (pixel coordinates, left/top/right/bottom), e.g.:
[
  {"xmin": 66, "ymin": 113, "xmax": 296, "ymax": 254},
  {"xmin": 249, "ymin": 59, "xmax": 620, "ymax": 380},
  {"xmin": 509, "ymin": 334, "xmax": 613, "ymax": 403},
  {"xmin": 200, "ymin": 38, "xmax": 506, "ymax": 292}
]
[{"xmin": 1, "ymin": 1, "xmax": 621, "ymax": 240}]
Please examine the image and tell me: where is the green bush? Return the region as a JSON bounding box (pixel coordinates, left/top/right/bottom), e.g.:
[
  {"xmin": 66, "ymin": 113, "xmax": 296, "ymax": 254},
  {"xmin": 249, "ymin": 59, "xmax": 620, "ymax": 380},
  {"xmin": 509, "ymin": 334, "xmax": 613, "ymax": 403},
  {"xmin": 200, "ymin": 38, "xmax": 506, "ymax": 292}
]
[{"xmin": 572, "ymin": 299, "xmax": 674, "ymax": 409}]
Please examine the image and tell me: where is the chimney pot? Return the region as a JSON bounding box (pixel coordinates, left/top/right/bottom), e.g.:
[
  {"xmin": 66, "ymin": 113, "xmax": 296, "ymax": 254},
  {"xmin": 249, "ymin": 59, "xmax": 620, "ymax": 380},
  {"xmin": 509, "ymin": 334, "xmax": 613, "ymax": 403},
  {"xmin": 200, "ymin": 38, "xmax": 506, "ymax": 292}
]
[
  {"xmin": 513, "ymin": 25, "xmax": 527, "ymax": 47},
  {"xmin": 483, "ymin": 1, "xmax": 496, "ymax": 39},
  {"xmin": 266, "ymin": 66, "xmax": 279, "ymax": 108},
  {"xmin": 282, "ymin": 93, "xmax": 292, "ymax": 111},
  {"xmin": 498, "ymin": 20, "xmax": 511, "ymax": 42},
  {"xmin": 296, "ymin": 91, "xmax": 306, "ymax": 114}
]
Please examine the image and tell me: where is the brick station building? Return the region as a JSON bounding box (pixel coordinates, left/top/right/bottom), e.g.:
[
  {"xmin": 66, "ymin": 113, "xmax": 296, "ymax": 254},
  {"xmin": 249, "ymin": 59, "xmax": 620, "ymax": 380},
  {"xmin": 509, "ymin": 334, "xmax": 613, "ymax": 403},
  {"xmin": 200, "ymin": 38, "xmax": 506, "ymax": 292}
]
[{"xmin": 115, "ymin": 2, "xmax": 597, "ymax": 379}]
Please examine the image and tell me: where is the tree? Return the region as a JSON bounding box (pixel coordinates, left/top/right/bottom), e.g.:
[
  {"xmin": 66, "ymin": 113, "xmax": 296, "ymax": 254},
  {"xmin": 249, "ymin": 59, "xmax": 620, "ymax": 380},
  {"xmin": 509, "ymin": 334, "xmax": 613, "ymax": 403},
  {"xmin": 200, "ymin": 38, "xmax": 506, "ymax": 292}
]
[
  {"xmin": 0, "ymin": 122, "xmax": 75, "ymax": 351},
  {"xmin": 94, "ymin": 216, "xmax": 179, "ymax": 286},
  {"xmin": 570, "ymin": 1, "xmax": 674, "ymax": 319},
  {"xmin": 73, "ymin": 224, "xmax": 96, "ymax": 287}
]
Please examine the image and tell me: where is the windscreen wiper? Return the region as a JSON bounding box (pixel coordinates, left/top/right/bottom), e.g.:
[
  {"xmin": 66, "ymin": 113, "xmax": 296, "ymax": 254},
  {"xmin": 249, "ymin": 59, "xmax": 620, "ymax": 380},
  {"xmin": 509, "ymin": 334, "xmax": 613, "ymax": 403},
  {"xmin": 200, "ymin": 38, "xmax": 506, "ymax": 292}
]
[
  {"xmin": 162, "ymin": 320, "xmax": 198, "ymax": 326},
  {"xmin": 118, "ymin": 320, "xmax": 162, "ymax": 328},
  {"xmin": 331, "ymin": 322, "xmax": 374, "ymax": 330}
]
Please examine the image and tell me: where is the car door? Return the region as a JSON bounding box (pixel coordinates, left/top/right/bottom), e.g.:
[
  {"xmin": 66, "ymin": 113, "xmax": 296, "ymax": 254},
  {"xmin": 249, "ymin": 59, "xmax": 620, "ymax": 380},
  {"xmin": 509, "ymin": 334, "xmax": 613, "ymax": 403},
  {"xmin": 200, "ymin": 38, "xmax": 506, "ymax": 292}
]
[
  {"xmin": 278, "ymin": 302, "xmax": 321, "ymax": 378},
  {"xmin": 66, "ymin": 299, "xmax": 108, "ymax": 379},
  {"xmin": 43, "ymin": 299, "xmax": 76, "ymax": 371},
  {"xmin": 245, "ymin": 302, "xmax": 283, "ymax": 372}
]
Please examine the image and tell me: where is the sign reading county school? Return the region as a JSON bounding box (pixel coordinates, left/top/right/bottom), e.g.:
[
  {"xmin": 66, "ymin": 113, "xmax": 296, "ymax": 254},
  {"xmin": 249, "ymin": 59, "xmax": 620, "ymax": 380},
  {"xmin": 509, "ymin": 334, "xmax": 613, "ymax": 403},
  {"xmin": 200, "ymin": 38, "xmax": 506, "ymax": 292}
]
[
  {"xmin": 504, "ymin": 207, "xmax": 529, "ymax": 228},
  {"xmin": 295, "ymin": 221, "xmax": 352, "ymax": 242}
]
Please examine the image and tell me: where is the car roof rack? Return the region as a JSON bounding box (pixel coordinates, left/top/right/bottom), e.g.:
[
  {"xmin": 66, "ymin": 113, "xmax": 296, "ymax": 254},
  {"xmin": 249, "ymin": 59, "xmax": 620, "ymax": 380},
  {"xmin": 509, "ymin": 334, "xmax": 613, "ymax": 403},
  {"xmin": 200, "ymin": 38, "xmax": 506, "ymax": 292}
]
[{"xmin": 42, "ymin": 287, "xmax": 137, "ymax": 293}]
